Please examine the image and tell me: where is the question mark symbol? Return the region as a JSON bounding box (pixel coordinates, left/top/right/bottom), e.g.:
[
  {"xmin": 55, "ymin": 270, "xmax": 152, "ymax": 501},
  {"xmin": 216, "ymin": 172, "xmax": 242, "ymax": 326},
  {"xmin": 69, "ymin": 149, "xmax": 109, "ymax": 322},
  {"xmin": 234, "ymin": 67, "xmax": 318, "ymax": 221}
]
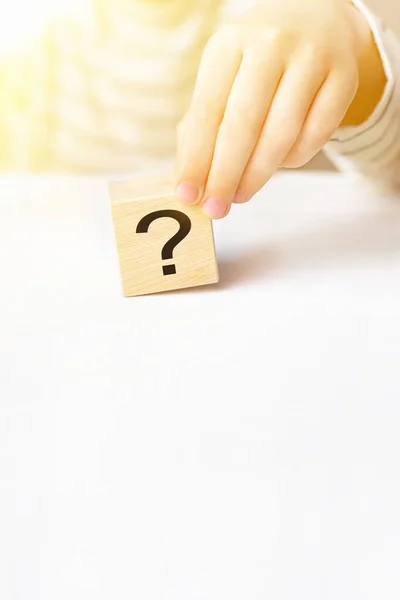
[{"xmin": 136, "ymin": 210, "xmax": 192, "ymax": 276}]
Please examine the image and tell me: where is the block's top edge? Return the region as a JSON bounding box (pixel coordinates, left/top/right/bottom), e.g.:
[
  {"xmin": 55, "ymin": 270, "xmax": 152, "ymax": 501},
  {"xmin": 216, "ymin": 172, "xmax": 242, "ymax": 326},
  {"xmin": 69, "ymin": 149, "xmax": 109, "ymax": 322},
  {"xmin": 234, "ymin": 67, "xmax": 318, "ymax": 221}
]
[{"xmin": 109, "ymin": 173, "xmax": 175, "ymax": 204}]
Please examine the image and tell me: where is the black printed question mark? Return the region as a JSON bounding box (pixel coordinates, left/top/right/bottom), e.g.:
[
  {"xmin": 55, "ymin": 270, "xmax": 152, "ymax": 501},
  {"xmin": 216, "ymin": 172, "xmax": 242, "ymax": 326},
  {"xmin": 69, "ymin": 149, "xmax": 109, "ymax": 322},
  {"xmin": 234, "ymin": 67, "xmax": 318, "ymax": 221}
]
[{"xmin": 136, "ymin": 210, "xmax": 192, "ymax": 276}]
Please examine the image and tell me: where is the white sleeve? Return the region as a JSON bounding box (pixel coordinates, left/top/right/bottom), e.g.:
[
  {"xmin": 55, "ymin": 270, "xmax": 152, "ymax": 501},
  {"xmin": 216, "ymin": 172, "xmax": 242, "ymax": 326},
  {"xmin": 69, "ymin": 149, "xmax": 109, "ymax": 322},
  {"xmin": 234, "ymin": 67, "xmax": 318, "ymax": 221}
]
[{"xmin": 324, "ymin": 0, "xmax": 400, "ymax": 191}]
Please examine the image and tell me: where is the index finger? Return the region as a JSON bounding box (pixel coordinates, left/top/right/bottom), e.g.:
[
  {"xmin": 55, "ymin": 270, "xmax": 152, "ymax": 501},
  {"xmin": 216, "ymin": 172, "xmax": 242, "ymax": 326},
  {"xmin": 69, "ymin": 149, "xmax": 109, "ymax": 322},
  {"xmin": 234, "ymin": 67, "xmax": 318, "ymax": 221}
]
[{"xmin": 175, "ymin": 29, "xmax": 242, "ymax": 205}]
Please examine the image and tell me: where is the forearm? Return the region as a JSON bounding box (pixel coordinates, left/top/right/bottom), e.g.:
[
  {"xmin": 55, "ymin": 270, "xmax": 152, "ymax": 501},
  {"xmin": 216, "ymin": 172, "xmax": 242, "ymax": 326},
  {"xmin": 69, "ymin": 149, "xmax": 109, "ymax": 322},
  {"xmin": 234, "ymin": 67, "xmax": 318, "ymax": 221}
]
[{"xmin": 324, "ymin": 0, "xmax": 400, "ymax": 190}]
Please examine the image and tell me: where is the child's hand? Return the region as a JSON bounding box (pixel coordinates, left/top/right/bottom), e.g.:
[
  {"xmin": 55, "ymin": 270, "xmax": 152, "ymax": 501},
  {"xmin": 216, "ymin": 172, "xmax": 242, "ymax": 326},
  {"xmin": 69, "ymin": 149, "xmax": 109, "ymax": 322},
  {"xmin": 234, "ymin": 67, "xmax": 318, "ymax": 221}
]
[{"xmin": 175, "ymin": 0, "xmax": 382, "ymax": 218}]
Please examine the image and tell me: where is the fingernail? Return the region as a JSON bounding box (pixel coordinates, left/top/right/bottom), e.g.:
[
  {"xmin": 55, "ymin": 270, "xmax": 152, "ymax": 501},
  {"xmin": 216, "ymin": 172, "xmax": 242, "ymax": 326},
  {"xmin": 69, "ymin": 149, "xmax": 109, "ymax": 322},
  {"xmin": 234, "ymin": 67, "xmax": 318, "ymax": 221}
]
[
  {"xmin": 233, "ymin": 192, "xmax": 247, "ymax": 204},
  {"xmin": 203, "ymin": 197, "xmax": 229, "ymax": 219},
  {"xmin": 176, "ymin": 182, "xmax": 199, "ymax": 204}
]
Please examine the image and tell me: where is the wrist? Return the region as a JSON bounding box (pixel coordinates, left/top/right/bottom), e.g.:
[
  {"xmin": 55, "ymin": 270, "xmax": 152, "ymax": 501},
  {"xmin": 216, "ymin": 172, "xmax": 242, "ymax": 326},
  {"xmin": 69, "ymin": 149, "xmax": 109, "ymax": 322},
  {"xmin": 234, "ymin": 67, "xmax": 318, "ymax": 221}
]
[{"xmin": 341, "ymin": 0, "xmax": 387, "ymax": 127}]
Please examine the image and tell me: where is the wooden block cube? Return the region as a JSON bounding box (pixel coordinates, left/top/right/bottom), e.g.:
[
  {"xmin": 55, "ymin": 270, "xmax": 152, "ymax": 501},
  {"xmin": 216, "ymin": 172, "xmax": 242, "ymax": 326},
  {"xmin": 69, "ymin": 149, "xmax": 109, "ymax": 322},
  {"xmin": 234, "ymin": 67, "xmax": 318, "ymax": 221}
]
[{"xmin": 109, "ymin": 175, "xmax": 219, "ymax": 297}]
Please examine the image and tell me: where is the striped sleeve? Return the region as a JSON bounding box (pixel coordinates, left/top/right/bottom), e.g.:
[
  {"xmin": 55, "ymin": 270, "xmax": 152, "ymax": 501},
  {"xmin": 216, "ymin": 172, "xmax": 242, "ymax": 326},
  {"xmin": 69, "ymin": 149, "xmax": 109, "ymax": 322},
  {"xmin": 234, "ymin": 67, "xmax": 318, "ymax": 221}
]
[{"xmin": 324, "ymin": 0, "xmax": 400, "ymax": 190}]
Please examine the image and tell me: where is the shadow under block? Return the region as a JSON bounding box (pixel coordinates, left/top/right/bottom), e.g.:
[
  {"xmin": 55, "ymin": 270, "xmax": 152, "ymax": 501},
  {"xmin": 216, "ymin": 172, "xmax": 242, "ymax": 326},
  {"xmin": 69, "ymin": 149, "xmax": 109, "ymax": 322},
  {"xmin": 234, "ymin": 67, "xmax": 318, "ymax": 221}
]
[{"xmin": 109, "ymin": 175, "xmax": 219, "ymax": 297}]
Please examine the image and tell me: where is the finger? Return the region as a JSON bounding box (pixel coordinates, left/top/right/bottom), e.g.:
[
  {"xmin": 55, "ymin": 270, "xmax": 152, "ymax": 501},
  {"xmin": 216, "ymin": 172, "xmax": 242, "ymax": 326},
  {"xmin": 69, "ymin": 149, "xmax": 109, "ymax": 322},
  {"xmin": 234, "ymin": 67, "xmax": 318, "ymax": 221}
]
[
  {"xmin": 201, "ymin": 48, "xmax": 284, "ymax": 219},
  {"xmin": 282, "ymin": 64, "xmax": 358, "ymax": 168},
  {"xmin": 234, "ymin": 49, "xmax": 328, "ymax": 203},
  {"xmin": 175, "ymin": 29, "xmax": 242, "ymax": 205}
]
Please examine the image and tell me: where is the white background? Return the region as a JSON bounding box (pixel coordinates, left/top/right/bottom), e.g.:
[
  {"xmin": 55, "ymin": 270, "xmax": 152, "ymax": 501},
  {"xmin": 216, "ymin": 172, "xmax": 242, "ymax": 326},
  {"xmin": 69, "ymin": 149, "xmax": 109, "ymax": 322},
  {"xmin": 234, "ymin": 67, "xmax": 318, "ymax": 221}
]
[{"xmin": 1, "ymin": 173, "xmax": 400, "ymax": 599}]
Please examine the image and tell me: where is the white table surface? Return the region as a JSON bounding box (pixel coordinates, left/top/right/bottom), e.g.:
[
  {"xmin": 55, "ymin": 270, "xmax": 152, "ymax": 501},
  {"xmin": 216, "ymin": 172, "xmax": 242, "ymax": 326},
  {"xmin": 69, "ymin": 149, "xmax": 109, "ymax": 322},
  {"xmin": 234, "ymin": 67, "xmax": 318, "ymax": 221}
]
[{"xmin": 1, "ymin": 172, "xmax": 400, "ymax": 600}]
